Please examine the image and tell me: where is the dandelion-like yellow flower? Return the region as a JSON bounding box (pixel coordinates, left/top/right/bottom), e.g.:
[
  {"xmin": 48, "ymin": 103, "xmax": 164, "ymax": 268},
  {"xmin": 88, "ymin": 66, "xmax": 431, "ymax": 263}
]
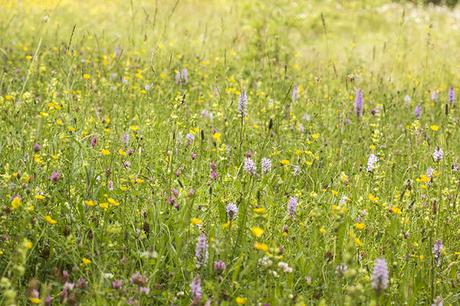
[
  {"xmin": 23, "ymin": 239, "xmax": 33, "ymax": 250},
  {"xmin": 82, "ymin": 258, "xmax": 92, "ymax": 265},
  {"xmin": 280, "ymin": 159, "xmax": 290, "ymax": 166},
  {"xmin": 368, "ymin": 194, "xmax": 379, "ymax": 203},
  {"xmin": 236, "ymin": 297, "xmax": 247, "ymax": 305},
  {"xmin": 100, "ymin": 149, "xmax": 111, "ymax": 156},
  {"xmin": 35, "ymin": 194, "xmax": 46, "ymax": 200},
  {"xmin": 11, "ymin": 197, "xmax": 22, "ymax": 209},
  {"xmin": 107, "ymin": 198, "xmax": 119, "ymax": 206},
  {"xmin": 212, "ymin": 132, "xmax": 221, "ymax": 143},
  {"xmin": 354, "ymin": 238, "xmax": 362, "ymax": 247},
  {"xmin": 44, "ymin": 215, "xmax": 57, "ymax": 225},
  {"xmin": 191, "ymin": 218, "xmax": 202, "ymax": 225},
  {"xmin": 253, "ymin": 207, "xmax": 266, "ymax": 214},
  {"xmin": 254, "ymin": 242, "xmax": 269, "ymax": 252},
  {"xmin": 251, "ymin": 227, "xmax": 264, "ymax": 238},
  {"xmin": 118, "ymin": 149, "xmax": 127, "ymax": 156},
  {"xmin": 354, "ymin": 223, "xmax": 366, "ymax": 230},
  {"xmin": 84, "ymin": 200, "xmax": 97, "ymax": 207}
]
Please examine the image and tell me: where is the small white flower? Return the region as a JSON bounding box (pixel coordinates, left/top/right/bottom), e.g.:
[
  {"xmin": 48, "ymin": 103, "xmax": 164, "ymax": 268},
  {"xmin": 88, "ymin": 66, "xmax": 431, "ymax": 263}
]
[
  {"xmin": 102, "ymin": 273, "xmax": 114, "ymax": 279},
  {"xmin": 367, "ymin": 154, "xmax": 379, "ymax": 172},
  {"xmin": 278, "ymin": 262, "xmax": 293, "ymax": 273},
  {"xmin": 433, "ymin": 147, "xmax": 443, "ymax": 162}
]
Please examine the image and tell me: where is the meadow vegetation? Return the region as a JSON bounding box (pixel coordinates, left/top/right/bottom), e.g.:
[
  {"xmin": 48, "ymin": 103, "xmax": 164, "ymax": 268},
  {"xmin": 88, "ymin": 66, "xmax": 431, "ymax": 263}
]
[{"xmin": 0, "ymin": 0, "xmax": 459, "ymax": 305}]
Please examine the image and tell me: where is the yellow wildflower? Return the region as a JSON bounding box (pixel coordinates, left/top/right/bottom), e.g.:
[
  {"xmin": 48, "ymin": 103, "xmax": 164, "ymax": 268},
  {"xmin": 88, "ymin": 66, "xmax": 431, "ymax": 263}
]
[
  {"xmin": 254, "ymin": 242, "xmax": 269, "ymax": 252},
  {"xmin": 84, "ymin": 200, "xmax": 97, "ymax": 207},
  {"xmin": 251, "ymin": 227, "xmax": 264, "ymax": 238},
  {"xmin": 118, "ymin": 149, "xmax": 127, "ymax": 156},
  {"xmin": 44, "ymin": 215, "xmax": 57, "ymax": 225},
  {"xmin": 355, "ymin": 223, "xmax": 366, "ymax": 230},
  {"xmin": 254, "ymin": 207, "xmax": 266, "ymax": 214},
  {"xmin": 212, "ymin": 132, "xmax": 221, "ymax": 143},
  {"xmin": 191, "ymin": 218, "xmax": 202, "ymax": 225},
  {"xmin": 107, "ymin": 198, "xmax": 119, "ymax": 206},
  {"xmin": 100, "ymin": 149, "xmax": 111, "ymax": 156},
  {"xmin": 23, "ymin": 239, "xmax": 33, "ymax": 249},
  {"xmin": 368, "ymin": 194, "xmax": 379, "ymax": 203},
  {"xmin": 35, "ymin": 194, "xmax": 46, "ymax": 200},
  {"xmin": 11, "ymin": 196, "xmax": 22, "ymax": 209},
  {"xmin": 82, "ymin": 258, "xmax": 91, "ymax": 265}
]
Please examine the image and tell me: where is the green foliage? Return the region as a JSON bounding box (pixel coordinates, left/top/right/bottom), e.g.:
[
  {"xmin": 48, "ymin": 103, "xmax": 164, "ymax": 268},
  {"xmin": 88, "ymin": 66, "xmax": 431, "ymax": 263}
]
[{"xmin": 0, "ymin": 0, "xmax": 459, "ymax": 305}]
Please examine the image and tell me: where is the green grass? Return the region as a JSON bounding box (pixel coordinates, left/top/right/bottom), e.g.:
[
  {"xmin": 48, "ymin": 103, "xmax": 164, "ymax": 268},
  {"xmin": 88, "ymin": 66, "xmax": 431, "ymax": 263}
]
[{"xmin": 0, "ymin": 0, "xmax": 459, "ymax": 305}]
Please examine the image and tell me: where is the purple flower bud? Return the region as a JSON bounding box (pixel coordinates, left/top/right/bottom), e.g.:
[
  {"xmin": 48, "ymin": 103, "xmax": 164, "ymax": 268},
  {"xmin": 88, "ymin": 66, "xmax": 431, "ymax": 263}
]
[
  {"xmin": 175, "ymin": 68, "xmax": 189, "ymax": 85},
  {"xmin": 175, "ymin": 71, "xmax": 181, "ymax": 84},
  {"xmin": 90, "ymin": 136, "xmax": 97, "ymax": 148},
  {"xmin": 288, "ymin": 197, "xmax": 298, "ymax": 217},
  {"xmin": 172, "ymin": 188, "xmax": 179, "ymax": 197},
  {"xmin": 244, "ymin": 157, "xmax": 256, "ymax": 175},
  {"xmin": 261, "ymin": 158, "xmax": 272, "ymax": 174},
  {"xmin": 190, "ymin": 275, "xmax": 202, "ymax": 305},
  {"xmin": 33, "ymin": 143, "xmax": 41, "ymax": 152},
  {"xmin": 130, "ymin": 272, "xmax": 147, "ymax": 287},
  {"xmin": 182, "ymin": 68, "xmax": 189, "ymax": 84},
  {"xmin": 195, "ymin": 233, "xmax": 208, "ymax": 268},
  {"xmin": 371, "ymin": 258, "xmax": 389, "ymax": 292},
  {"xmin": 354, "ymin": 89, "xmax": 363, "ymax": 117},
  {"xmin": 77, "ymin": 277, "xmax": 87, "ymax": 289},
  {"xmin": 415, "ymin": 105, "xmax": 422, "ymax": 119},
  {"xmin": 432, "ymin": 240, "xmax": 443, "ymax": 266},
  {"xmin": 45, "ymin": 295, "xmax": 53, "ymax": 306},
  {"xmin": 186, "ymin": 133, "xmax": 195, "ymax": 144},
  {"xmin": 50, "ymin": 171, "xmax": 61, "ymax": 183},
  {"xmin": 123, "ymin": 133, "xmax": 130, "ymax": 146},
  {"xmin": 210, "ymin": 161, "xmax": 218, "ymax": 180},
  {"xmin": 448, "ymin": 86, "xmax": 455, "ymax": 104},
  {"xmin": 226, "ymin": 203, "xmax": 238, "ymax": 220},
  {"xmin": 291, "ymin": 84, "xmax": 298, "ymax": 102},
  {"xmin": 238, "ymin": 90, "xmax": 248, "ymax": 117},
  {"xmin": 213, "ymin": 260, "xmax": 226, "ymax": 273},
  {"xmin": 112, "ymin": 279, "xmax": 123, "ymax": 290}
]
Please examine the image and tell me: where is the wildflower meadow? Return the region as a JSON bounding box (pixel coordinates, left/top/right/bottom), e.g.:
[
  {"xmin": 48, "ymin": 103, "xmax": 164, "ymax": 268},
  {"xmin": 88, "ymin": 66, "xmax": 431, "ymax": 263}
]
[{"xmin": 0, "ymin": 0, "xmax": 459, "ymax": 305}]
